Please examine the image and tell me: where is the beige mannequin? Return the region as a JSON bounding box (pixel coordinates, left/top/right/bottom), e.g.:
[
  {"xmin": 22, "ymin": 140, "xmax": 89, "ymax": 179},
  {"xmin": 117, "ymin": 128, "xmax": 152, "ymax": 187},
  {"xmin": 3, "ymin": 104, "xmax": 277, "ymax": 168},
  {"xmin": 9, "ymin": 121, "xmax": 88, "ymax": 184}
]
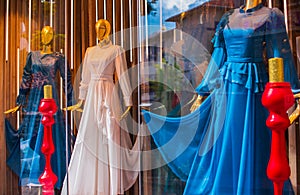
[
  {"xmin": 64, "ymin": 19, "xmax": 131, "ymax": 120},
  {"xmin": 4, "ymin": 26, "xmax": 55, "ymax": 114}
]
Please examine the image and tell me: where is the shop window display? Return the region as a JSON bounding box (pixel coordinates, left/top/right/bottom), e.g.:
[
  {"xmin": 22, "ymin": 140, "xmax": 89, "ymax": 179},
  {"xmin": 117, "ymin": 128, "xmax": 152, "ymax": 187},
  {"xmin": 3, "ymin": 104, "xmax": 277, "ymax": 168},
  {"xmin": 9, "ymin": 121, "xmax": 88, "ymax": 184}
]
[{"xmin": 1, "ymin": 0, "xmax": 300, "ymax": 194}]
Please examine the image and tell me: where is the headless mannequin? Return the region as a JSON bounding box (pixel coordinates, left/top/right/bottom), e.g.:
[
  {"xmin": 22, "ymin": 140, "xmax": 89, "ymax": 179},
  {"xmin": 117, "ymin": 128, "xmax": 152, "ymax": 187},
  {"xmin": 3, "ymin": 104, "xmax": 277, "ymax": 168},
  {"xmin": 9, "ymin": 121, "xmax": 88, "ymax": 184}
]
[
  {"xmin": 4, "ymin": 26, "xmax": 54, "ymax": 114},
  {"xmin": 65, "ymin": 19, "xmax": 131, "ymax": 120}
]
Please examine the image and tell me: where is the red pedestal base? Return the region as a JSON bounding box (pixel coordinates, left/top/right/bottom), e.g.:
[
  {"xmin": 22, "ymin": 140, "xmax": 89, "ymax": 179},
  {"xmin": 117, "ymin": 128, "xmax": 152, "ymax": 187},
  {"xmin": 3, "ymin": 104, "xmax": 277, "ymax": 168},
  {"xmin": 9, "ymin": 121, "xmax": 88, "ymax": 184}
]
[
  {"xmin": 262, "ymin": 82, "xmax": 294, "ymax": 195},
  {"xmin": 38, "ymin": 98, "xmax": 58, "ymax": 194}
]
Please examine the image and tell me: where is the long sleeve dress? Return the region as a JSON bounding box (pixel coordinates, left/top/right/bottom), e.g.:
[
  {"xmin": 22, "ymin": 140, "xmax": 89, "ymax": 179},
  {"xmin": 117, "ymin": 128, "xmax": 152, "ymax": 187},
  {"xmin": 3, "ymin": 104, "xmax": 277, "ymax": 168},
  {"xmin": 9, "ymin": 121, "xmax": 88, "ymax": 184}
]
[
  {"xmin": 143, "ymin": 4, "xmax": 299, "ymax": 195},
  {"xmin": 5, "ymin": 51, "xmax": 73, "ymax": 189},
  {"xmin": 61, "ymin": 41, "xmax": 140, "ymax": 195}
]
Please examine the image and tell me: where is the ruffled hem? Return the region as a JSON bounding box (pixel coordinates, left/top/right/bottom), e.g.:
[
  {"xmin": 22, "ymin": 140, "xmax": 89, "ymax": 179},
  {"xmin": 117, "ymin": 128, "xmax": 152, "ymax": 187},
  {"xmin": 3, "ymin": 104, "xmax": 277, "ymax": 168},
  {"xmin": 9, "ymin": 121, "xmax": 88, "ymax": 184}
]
[{"xmin": 219, "ymin": 61, "xmax": 268, "ymax": 93}]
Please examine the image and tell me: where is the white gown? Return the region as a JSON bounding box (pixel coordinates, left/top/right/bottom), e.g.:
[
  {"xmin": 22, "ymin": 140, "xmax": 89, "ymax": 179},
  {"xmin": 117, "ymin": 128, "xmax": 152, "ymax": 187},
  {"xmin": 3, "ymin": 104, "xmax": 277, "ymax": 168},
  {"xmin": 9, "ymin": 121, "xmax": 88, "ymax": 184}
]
[{"xmin": 61, "ymin": 41, "xmax": 140, "ymax": 195}]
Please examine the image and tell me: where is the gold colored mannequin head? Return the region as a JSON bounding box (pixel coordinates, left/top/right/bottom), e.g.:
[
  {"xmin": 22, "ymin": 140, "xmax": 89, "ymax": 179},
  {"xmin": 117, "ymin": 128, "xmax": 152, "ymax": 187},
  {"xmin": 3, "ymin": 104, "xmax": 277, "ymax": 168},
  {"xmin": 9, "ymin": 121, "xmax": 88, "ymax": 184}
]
[
  {"xmin": 41, "ymin": 26, "xmax": 54, "ymax": 46},
  {"xmin": 244, "ymin": 0, "xmax": 263, "ymax": 11},
  {"xmin": 95, "ymin": 19, "xmax": 111, "ymax": 41}
]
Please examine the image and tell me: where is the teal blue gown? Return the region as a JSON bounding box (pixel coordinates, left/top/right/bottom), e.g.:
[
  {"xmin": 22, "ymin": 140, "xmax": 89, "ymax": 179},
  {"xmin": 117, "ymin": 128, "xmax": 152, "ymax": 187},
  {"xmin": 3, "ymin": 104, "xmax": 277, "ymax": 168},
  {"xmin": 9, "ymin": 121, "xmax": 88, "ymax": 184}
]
[
  {"xmin": 5, "ymin": 51, "xmax": 73, "ymax": 189},
  {"xmin": 143, "ymin": 4, "xmax": 299, "ymax": 194}
]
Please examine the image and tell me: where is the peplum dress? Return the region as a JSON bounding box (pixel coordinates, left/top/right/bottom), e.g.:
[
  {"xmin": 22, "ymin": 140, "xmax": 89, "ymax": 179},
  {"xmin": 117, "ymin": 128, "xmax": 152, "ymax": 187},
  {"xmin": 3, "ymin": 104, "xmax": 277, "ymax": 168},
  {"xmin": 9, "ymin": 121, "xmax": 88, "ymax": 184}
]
[
  {"xmin": 5, "ymin": 51, "xmax": 73, "ymax": 189},
  {"xmin": 143, "ymin": 4, "xmax": 299, "ymax": 195},
  {"xmin": 61, "ymin": 41, "xmax": 140, "ymax": 195}
]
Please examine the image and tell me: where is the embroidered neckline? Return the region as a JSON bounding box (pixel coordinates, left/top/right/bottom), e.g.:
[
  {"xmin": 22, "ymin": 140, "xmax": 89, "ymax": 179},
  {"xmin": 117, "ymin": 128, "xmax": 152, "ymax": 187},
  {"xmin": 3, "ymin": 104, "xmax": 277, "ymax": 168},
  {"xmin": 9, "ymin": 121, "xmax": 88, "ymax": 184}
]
[{"xmin": 97, "ymin": 37, "xmax": 111, "ymax": 48}]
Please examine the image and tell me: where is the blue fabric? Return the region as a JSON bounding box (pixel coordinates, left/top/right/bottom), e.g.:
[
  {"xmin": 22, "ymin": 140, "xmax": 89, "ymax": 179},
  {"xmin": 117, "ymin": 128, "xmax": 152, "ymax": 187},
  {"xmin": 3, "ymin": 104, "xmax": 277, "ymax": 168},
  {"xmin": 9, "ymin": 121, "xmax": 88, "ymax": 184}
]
[
  {"xmin": 143, "ymin": 4, "xmax": 298, "ymax": 195},
  {"xmin": 6, "ymin": 51, "xmax": 73, "ymax": 189},
  {"xmin": 5, "ymin": 119, "xmax": 21, "ymax": 176}
]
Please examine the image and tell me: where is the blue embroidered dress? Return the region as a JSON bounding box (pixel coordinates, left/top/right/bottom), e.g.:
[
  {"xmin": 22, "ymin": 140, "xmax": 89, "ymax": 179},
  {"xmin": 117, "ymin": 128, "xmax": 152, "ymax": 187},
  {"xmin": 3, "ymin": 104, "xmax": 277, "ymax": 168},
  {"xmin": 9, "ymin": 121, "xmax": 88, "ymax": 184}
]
[
  {"xmin": 6, "ymin": 51, "xmax": 73, "ymax": 189},
  {"xmin": 143, "ymin": 4, "xmax": 299, "ymax": 195}
]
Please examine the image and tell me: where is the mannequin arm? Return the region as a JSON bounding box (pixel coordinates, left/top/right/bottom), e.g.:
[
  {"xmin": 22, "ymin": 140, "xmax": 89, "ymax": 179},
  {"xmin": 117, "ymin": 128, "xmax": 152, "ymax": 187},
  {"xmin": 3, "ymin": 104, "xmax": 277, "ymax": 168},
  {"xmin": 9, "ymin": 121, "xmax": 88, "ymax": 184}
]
[
  {"xmin": 63, "ymin": 100, "xmax": 84, "ymax": 112},
  {"xmin": 120, "ymin": 106, "xmax": 131, "ymax": 121},
  {"xmin": 4, "ymin": 105, "xmax": 21, "ymax": 114},
  {"xmin": 190, "ymin": 95, "xmax": 204, "ymax": 112},
  {"xmin": 289, "ymin": 98, "xmax": 300, "ymax": 124}
]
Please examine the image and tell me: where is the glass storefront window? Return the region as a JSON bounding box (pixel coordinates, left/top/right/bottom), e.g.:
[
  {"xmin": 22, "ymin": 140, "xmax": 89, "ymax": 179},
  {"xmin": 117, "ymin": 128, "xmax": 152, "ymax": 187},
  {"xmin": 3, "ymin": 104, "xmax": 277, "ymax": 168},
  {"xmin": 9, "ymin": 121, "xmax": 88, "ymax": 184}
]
[{"xmin": 1, "ymin": 0, "xmax": 300, "ymax": 194}]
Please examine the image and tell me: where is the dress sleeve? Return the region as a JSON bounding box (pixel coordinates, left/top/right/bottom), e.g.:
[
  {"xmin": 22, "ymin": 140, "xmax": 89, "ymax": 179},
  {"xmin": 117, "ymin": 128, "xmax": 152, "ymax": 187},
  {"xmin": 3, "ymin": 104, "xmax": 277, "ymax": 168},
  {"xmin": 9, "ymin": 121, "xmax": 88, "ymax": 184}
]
[
  {"xmin": 57, "ymin": 54, "xmax": 74, "ymax": 106},
  {"xmin": 16, "ymin": 52, "xmax": 33, "ymax": 106},
  {"xmin": 115, "ymin": 47, "xmax": 132, "ymax": 106},
  {"xmin": 266, "ymin": 8, "xmax": 300, "ymax": 89},
  {"xmin": 195, "ymin": 11, "xmax": 230, "ymax": 95},
  {"xmin": 78, "ymin": 48, "xmax": 91, "ymax": 100}
]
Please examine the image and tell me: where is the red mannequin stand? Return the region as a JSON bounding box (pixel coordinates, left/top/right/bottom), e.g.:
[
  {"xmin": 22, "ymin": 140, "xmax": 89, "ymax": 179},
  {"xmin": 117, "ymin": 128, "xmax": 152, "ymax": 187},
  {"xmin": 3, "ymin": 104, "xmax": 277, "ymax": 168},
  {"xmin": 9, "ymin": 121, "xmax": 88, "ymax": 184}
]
[
  {"xmin": 262, "ymin": 58, "xmax": 294, "ymax": 195},
  {"xmin": 38, "ymin": 85, "xmax": 58, "ymax": 194}
]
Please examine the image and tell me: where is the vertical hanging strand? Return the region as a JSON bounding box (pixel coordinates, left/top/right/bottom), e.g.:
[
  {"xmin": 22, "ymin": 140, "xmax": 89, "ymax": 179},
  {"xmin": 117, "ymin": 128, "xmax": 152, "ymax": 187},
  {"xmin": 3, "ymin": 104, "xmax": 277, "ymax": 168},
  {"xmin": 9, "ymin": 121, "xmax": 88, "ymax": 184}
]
[
  {"xmin": 50, "ymin": 0, "xmax": 53, "ymax": 27},
  {"xmin": 64, "ymin": 0, "xmax": 69, "ymax": 193},
  {"xmin": 121, "ymin": 0, "xmax": 123, "ymax": 48},
  {"xmin": 58, "ymin": 0, "xmax": 64, "ymax": 119},
  {"xmin": 145, "ymin": 0, "xmax": 148, "ymax": 60},
  {"xmin": 268, "ymin": 0, "xmax": 272, "ymax": 8},
  {"xmin": 113, "ymin": 0, "xmax": 115, "ymax": 44},
  {"xmin": 96, "ymin": 0, "xmax": 98, "ymax": 21},
  {"xmin": 71, "ymin": 0, "xmax": 74, "ymax": 70},
  {"xmin": 96, "ymin": 0, "xmax": 98, "ymax": 44},
  {"xmin": 28, "ymin": 0, "xmax": 31, "ymax": 52},
  {"xmin": 5, "ymin": 0, "xmax": 9, "ymax": 61},
  {"xmin": 138, "ymin": 0, "xmax": 142, "ymax": 64},
  {"xmin": 159, "ymin": 0, "xmax": 162, "ymax": 68},
  {"xmin": 283, "ymin": 0, "xmax": 288, "ymax": 35},
  {"xmin": 104, "ymin": 0, "xmax": 106, "ymax": 20},
  {"xmin": 129, "ymin": 0, "xmax": 132, "ymax": 62},
  {"xmin": 17, "ymin": 48, "xmax": 20, "ymax": 129},
  {"xmin": 137, "ymin": 1, "xmax": 142, "ymax": 194},
  {"xmin": 70, "ymin": 0, "xmax": 74, "ymax": 140}
]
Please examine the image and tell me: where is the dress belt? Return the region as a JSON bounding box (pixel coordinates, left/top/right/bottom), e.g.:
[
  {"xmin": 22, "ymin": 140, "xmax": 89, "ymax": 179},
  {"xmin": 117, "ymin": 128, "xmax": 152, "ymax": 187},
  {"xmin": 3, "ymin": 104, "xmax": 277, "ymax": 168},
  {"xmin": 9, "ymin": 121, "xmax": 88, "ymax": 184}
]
[
  {"xmin": 91, "ymin": 74, "xmax": 113, "ymax": 81},
  {"xmin": 227, "ymin": 57, "xmax": 263, "ymax": 63}
]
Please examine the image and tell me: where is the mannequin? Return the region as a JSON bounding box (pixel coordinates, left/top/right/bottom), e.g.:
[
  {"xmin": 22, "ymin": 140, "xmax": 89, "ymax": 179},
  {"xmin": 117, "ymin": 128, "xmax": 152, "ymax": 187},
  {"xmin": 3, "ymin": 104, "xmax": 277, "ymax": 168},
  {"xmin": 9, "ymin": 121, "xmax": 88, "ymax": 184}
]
[
  {"xmin": 61, "ymin": 19, "xmax": 139, "ymax": 195},
  {"xmin": 65, "ymin": 19, "xmax": 130, "ymax": 120},
  {"xmin": 4, "ymin": 25, "xmax": 73, "ymax": 189},
  {"xmin": 4, "ymin": 26, "xmax": 55, "ymax": 114},
  {"xmin": 190, "ymin": 0, "xmax": 263, "ymax": 112},
  {"xmin": 143, "ymin": 0, "xmax": 298, "ymax": 194}
]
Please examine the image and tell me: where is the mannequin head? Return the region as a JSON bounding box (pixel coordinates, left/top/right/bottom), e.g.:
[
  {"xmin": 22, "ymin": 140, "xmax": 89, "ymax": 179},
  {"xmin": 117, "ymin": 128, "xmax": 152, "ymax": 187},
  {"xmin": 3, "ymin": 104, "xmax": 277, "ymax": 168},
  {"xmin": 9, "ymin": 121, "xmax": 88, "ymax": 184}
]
[
  {"xmin": 244, "ymin": 0, "xmax": 263, "ymax": 10},
  {"xmin": 95, "ymin": 19, "xmax": 111, "ymax": 42},
  {"xmin": 41, "ymin": 26, "xmax": 54, "ymax": 46}
]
